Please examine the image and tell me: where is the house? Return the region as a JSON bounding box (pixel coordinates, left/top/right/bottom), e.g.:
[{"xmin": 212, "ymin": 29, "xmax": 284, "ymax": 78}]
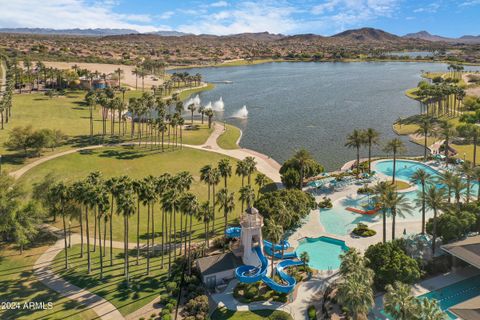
[
  {"xmin": 441, "ymin": 236, "xmax": 480, "ymax": 320},
  {"xmin": 196, "ymin": 252, "xmax": 242, "ymax": 288}
]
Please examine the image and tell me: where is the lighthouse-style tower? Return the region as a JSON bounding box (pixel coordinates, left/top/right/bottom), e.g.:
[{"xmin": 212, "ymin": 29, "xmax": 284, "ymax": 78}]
[{"xmin": 240, "ymin": 207, "xmax": 264, "ymax": 266}]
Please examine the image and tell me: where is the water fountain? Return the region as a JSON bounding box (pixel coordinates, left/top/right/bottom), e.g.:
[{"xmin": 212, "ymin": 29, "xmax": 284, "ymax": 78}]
[
  {"xmin": 232, "ymin": 105, "xmax": 248, "ymax": 119},
  {"xmin": 212, "ymin": 97, "xmax": 224, "ymax": 111},
  {"xmin": 204, "ymin": 101, "xmax": 213, "ymax": 110},
  {"xmin": 184, "ymin": 94, "xmax": 201, "ymax": 110}
]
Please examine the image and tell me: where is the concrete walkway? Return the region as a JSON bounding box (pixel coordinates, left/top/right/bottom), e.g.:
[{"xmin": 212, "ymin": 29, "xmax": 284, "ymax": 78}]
[{"xmin": 34, "ymin": 231, "xmax": 125, "ymax": 320}]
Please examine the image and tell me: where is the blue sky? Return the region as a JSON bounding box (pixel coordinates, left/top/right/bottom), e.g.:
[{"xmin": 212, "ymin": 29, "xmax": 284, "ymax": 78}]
[{"xmin": 0, "ymin": 0, "xmax": 479, "ymax": 37}]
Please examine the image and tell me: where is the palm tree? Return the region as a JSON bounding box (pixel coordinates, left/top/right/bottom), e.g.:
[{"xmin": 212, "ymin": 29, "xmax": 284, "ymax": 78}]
[
  {"xmin": 254, "ymin": 173, "xmax": 267, "ymax": 196},
  {"xmin": 473, "ymin": 166, "xmax": 480, "ymax": 201},
  {"xmin": 244, "ymin": 156, "xmax": 257, "ymax": 186},
  {"xmin": 162, "ymin": 185, "xmax": 182, "ymax": 272},
  {"xmin": 384, "ymin": 282, "xmax": 419, "ymax": 320},
  {"xmin": 210, "ymin": 168, "xmax": 221, "ymax": 235},
  {"xmin": 415, "ymin": 118, "xmax": 435, "ymax": 161},
  {"xmin": 187, "ymin": 103, "xmax": 196, "ymax": 125},
  {"xmin": 410, "ymin": 169, "xmax": 432, "ymax": 234},
  {"xmin": 337, "ymin": 271, "xmax": 374, "ymax": 320},
  {"xmin": 180, "ymin": 192, "xmax": 199, "ymax": 274},
  {"xmin": 198, "ymin": 201, "xmax": 213, "ymax": 248},
  {"xmin": 239, "ymin": 185, "xmax": 255, "ymax": 210},
  {"xmin": 373, "ymin": 181, "xmax": 394, "ymax": 243},
  {"xmin": 205, "ymin": 109, "xmax": 214, "ymax": 128},
  {"xmin": 422, "ymin": 185, "xmax": 446, "ymax": 254},
  {"xmin": 437, "ymin": 121, "xmax": 456, "ymax": 165},
  {"xmin": 345, "ymin": 130, "xmax": 367, "ymax": 178},
  {"xmin": 383, "ymin": 189, "xmax": 412, "ymax": 240},
  {"xmin": 132, "ymin": 179, "xmax": 146, "ymax": 266},
  {"xmin": 264, "ymin": 218, "xmax": 283, "ymax": 276},
  {"xmin": 438, "ymin": 171, "xmax": 454, "ymax": 203},
  {"xmin": 364, "ymin": 128, "xmax": 380, "ymax": 173},
  {"xmin": 95, "ymin": 186, "xmax": 110, "ymax": 279},
  {"xmin": 117, "ymin": 187, "xmax": 136, "ymax": 283},
  {"xmin": 383, "ymin": 138, "xmax": 406, "ymax": 183},
  {"xmin": 450, "ymin": 175, "xmax": 466, "ymax": 208},
  {"xmin": 460, "ymin": 162, "xmax": 473, "ymax": 203},
  {"xmin": 293, "ymin": 149, "xmax": 313, "ymax": 188},
  {"xmin": 218, "ymin": 159, "xmax": 232, "ymax": 190},
  {"xmin": 418, "ymin": 298, "xmax": 445, "ymax": 320},
  {"xmin": 216, "ymin": 188, "xmax": 235, "ymax": 251},
  {"xmin": 49, "ymin": 182, "xmax": 71, "ymax": 269},
  {"xmin": 299, "ymin": 251, "xmax": 309, "ymax": 270}
]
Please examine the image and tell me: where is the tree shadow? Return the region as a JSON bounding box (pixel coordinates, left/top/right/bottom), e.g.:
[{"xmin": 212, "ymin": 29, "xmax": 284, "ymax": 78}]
[{"xmin": 98, "ymin": 150, "xmax": 145, "ymax": 160}]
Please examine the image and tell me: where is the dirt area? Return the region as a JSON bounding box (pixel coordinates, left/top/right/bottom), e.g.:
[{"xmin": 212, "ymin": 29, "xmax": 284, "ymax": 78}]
[
  {"xmin": 42, "ymin": 61, "xmax": 164, "ymax": 89},
  {"xmin": 463, "ymin": 73, "xmax": 480, "ymax": 97}
]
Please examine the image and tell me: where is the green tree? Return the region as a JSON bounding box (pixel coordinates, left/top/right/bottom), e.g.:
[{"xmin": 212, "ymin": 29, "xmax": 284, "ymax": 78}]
[
  {"xmin": 264, "ymin": 218, "xmax": 283, "ymax": 276},
  {"xmin": 254, "ymin": 173, "xmax": 267, "ymax": 196},
  {"xmin": 365, "ymin": 241, "xmax": 421, "ymax": 289},
  {"xmin": 345, "ymin": 129, "xmax": 367, "ymax": 178},
  {"xmin": 384, "ymin": 281, "xmax": 419, "ymax": 320},
  {"xmin": 415, "ymin": 118, "xmax": 435, "ymax": 161},
  {"xmin": 364, "ymin": 128, "xmax": 380, "ymax": 173},
  {"xmin": 417, "ymin": 298, "xmax": 446, "ymax": 320},
  {"xmin": 216, "ymin": 188, "xmax": 235, "ymax": 251},
  {"xmin": 180, "ymin": 192, "xmax": 199, "ymax": 274},
  {"xmin": 383, "ymin": 138, "xmax": 406, "ymax": 183},
  {"xmin": 383, "ymin": 189, "xmax": 412, "ymax": 240},
  {"xmin": 410, "ymin": 169, "xmax": 432, "ymax": 234},
  {"xmin": 426, "ymin": 210, "xmax": 476, "ymax": 243},
  {"xmin": 373, "ymin": 181, "xmax": 395, "ymax": 243}
]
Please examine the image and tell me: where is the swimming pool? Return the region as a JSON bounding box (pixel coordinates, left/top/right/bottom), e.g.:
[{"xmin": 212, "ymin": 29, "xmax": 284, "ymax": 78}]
[
  {"xmin": 418, "ymin": 275, "xmax": 480, "ymax": 319},
  {"xmin": 295, "ymin": 236, "xmax": 349, "ymax": 270},
  {"xmin": 319, "ymin": 159, "xmax": 477, "ymax": 236}
]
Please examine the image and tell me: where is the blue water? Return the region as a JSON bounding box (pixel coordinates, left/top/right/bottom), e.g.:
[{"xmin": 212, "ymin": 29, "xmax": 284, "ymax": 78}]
[
  {"xmin": 419, "ymin": 275, "xmax": 480, "ymax": 319},
  {"xmin": 319, "ymin": 159, "xmax": 479, "ymax": 236},
  {"xmin": 295, "ymin": 236, "xmax": 348, "ymax": 270}
]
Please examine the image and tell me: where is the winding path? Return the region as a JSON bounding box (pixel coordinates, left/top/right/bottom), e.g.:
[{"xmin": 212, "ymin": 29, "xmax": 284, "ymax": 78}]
[{"xmin": 15, "ymin": 123, "xmax": 282, "ymax": 320}]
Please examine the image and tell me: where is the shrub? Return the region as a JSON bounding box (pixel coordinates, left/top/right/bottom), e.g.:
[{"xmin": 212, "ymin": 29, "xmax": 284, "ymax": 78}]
[
  {"xmin": 183, "ymin": 295, "xmax": 209, "ymax": 319},
  {"xmin": 357, "ymin": 186, "xmax": 373, "ymax": 194},
  {"xmin": 165, "ymin": 281, "xmax": 177, "ymax": 293},
  {"xmin": 308, "ymin": 305, "xmax": 317, "ymax": 320},
  {"xmin": 162, "ymin": 315, "xmax": 172, "ymax": 320},
  {"xmin": 267, "ymin": 311, "xmax": 292, "ymax": 320},
  {"xmin": 244, "ymin": 285, "xmax": 259, "ymax": 299},
  {"xmin": 165, "ymin": 303, "xmax": 174, "ymax": 312},
  {"xmin": 352, "ymin": 223, "xmax": 376, "ymax": 237},
  {"xmin": 318, "ymin": 197, "xmax": 332, "ymax": 209}
]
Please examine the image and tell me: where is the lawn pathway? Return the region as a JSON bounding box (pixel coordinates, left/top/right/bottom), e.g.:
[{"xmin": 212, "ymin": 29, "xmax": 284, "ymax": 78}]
[{"xmin": 21, "ymin": 123, "xmax": 282, "ymax": 320}]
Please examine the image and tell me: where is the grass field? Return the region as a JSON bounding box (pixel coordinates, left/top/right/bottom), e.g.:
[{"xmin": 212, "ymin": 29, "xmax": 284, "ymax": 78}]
[
  {"xmin": 211, "ymin": 308, "xmax": 293, "ymax": 320},
  {"xmin": 1, "ymin": 88, "xmax": 214, "ymax": 171},
  {"xmin": 18, "ymin": 146, "xmax": 269, "ymax": 243},
  {"xmin": 52, "ymin": 244, "xmax": 170, "ymax": 316},
  {"xmin": 0, "ymin": 242, "xmax": 96, "ymax": 320},
  {"xmin": 217, "ymin": 124, "xmax": 241, "ymax": 149},
  {"xmin": 393, "ymin": 180, "xmax": 411, "ymax": 191}
]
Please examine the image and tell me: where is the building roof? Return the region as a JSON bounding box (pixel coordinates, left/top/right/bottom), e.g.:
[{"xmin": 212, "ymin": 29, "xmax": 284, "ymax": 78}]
[
  {"xmin": 450, "ymin": 296, "xmax": 480, "ymax": 320},
  {"xmin": 442, "ymin": 236, "xmax": 480, "ymax": 269},
  {"xmin": 197, "ymin": 252, "xmax": 242, "ymax": 276}
]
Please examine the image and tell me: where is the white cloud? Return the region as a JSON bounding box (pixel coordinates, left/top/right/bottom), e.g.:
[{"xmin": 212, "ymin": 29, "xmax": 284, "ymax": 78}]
[
  {"xmin": 0, "ymin": 0, "xmax": 160, "ymax": 32},
  {"xmin": 210, "ymin": 1, "xmax": 228, "ymax": 8},
  {"xmin": 157, "ymin": 11, "xmax": 175, "ymax": 20},
  {"xmin": 459, "ymin": 0, "xmax": 480, "ymax": 6},
  {"xmin": 413, "ymin": 3, "xmax": 440, "ymax": 13},
  {"xmin": 308, "ymin": 0, "xmax": 399, "ymax": 33},
  {"xmin": 178, "ymin": 2, "xmax": 298, "ymax": 35}
]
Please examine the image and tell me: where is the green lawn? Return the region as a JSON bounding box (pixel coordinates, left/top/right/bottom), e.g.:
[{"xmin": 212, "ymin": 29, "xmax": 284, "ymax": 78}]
[
  {"xmin": 18, "ymin": 146, "xmax": 267, "ymax": 243},
  {"xmin": 1, "ymin": 90, "xmax": 213, "ymax": 172},
  {"xmin": 52, "ymin": 244, "xmax": 170, "ymax": 317},
  {"xmin": 0, "ymin": 242, "xmax": 96, "ymax": 320},
  {"xmin": 211, "ymin": 308, "xmax": 292, "ymax": 320},
  {"xmin": 217, "ymin": 124, "xmax": 241, "ymax": 149}
]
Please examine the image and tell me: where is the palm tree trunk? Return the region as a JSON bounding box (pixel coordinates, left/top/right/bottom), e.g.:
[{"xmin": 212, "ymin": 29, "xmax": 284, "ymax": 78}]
[
  {"xmin": 79, "ymin": 211, "xmax": 84, "ymax": 258},
  {"xmin": 62, "ymin": 213, "xmax": 68, "ymax": 270},
  {"xmin": 382, "ymin": 210, "xmax": 386, "ymax": 243},
  {"xmin": 173, "ymin": 208, "xmax": 177, "ymax": 259},
  {"xmin": 368, "ymin": 142, "xmax": 372, "ymax": 173},
  {"xmin": 421, "ymin": 185, "xmax": 426, "ymax": 234},
  {"xmin": 432, "ymin": 209, "xmax": 437, "ymax": 254},
  {"xmin": 110, "ymin": 202, "xmax": 113, "ymax": 266},
  {"xmin": 137, "ymin": 199, "xmax": 141, "ymax": 265},
  {"xmin": 168, "ymin": 211, "xmax": 172, "ymax": 273},
  {"xmin": 391, "ymin": 208, "xmax": 396, "ymax": 241},
  {"xmin": 85, "ymin": 207, "xmax": 91, "ymax": 274},
  {"xmin": 188, "ymin": 214, "xmax": 193, "ymax": 275},
  {"xmin": 161, "ymin": 208, "xmax": 165, "ymax": 268},
  {"xmin": 392, "ymin": 152, "xmax": 397, "ymax": 183},
  {"xmin": 146, "ymin": 204, "xmax": 151, "ymax": 274},
  {"xmin": 93, "ymin": 209, "xmax": 97, "ymax": 252},
  {"xmin": 98, "ymin": 215, "xmax": 103, "ymax": 279},
  {"xmin": 151, "ymin": 203, "xmax": 155, "ymax": 256},
  {"xmin": 103, "ymin": 216, "xmax": 106, "ymax": 257}
]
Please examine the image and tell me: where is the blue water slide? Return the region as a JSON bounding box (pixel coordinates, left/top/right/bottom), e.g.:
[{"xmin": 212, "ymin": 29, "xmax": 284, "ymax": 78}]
[
  {"xmin": 225, "ymin": 227, "xmax": 242, "ymax": 238},
  {"xmin": 235, "ymin": 246, "xmax": 268, "ymax": 283},
  {"xmin": 235, "ymin": 245, "xmax": 302, "ymax": 294},
  {"xmin": 263, "ymin": 239, "xmax": 290, "ymax": 251}
]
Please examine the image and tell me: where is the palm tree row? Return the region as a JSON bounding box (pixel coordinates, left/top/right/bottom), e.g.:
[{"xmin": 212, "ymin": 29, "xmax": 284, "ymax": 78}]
[
  {"xmin": 0, "ymin": 57, "xmax": 14, "ymax": 129},
  {"xmin": 47, "ymin": 157, "xmax": 264, "ymax": 280},
  {"xmin": 416, "ymin": 81, "xmax": 465, "ymax": 117},
  {"xmin": 345, "ymin": 128, "xmax": 380, "ymax": 176}
]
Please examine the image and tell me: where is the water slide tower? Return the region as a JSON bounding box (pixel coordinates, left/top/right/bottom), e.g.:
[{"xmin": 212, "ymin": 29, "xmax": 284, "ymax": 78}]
[{"xmin": 240, "ymin": 207, "xmax": 264, "ymax": 265}]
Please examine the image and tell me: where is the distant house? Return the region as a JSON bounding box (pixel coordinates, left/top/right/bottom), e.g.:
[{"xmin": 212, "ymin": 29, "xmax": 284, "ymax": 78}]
[
  {"xmin": 442, "ymin": 236, "xmax": 480, "ymax": 320},
  {"xmin": 196, "ymin": 252, "xmax": 242, "ymax": 288}
]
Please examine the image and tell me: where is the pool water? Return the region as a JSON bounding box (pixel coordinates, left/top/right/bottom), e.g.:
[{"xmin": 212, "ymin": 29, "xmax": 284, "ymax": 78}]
[
  {"xmin": 419, "ymin": 275, "xmax": 480, "ymax": 319},
  {"xmin": 295, "ymin": 236, "xmax": 349, "ymax": 270},
  {"xmin": 319, "ymin": 160, "xmax": 478, "ymax": 236}
]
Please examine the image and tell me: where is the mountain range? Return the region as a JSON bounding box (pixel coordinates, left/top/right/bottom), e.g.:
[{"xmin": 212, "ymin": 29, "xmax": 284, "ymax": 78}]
[{"xmin": 0, "ymin": 27, "xmax": 479, "ymax": 44}]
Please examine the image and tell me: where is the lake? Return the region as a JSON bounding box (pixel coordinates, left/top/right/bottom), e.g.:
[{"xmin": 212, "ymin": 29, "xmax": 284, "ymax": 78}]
[{"xmin": 177, "ymin": 62, "xmax": 479, "ymax": 170}]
